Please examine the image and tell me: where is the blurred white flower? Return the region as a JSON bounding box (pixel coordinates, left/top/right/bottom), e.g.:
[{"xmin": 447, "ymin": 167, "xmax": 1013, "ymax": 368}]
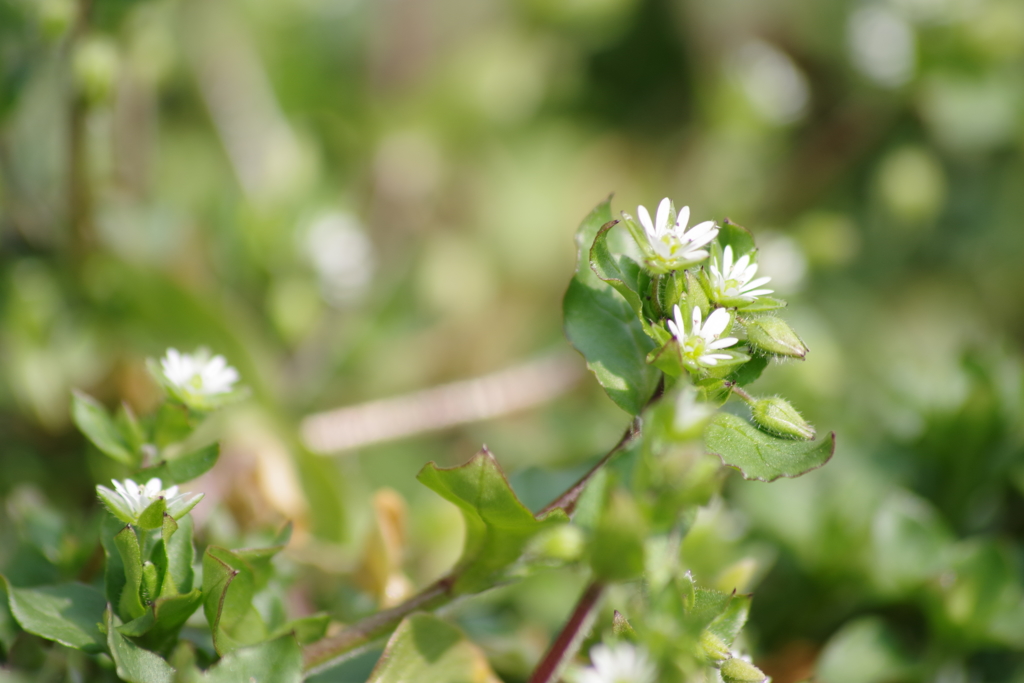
[
  {"xmin": 629, "ymin": 198, "xmax": 718, "ymax": 273},
  {"xmin": 576, "ymin": 643, "xmax": 657, "ymax": 683},
  {"xmin": 673, "ymin": 385, "xmax": 717, "ymax": 438},
  {"xmin": 161, "ymin": 348, "xmax": 239, "ymax": 397},
  {"xmin": 96, "ymin": 477, "xmax": 203, "ymax": 527},
  {"xmin": 303, "ymin": 211, "xmax": 374, "ymax": 306},
  {"xmin": 667, "ymin": 305, "xmax": 739, "ymax": 370},
  {"xmin": 848, "ymin": 6, "xmax": 915, "ymax": 88},
  {"xmin": 709, "ymin": 245, "xmax": 774, "ymax": 307},
  {"xmin": 735, "ymin": 40, "xmax": 810, "ymax": 125}
]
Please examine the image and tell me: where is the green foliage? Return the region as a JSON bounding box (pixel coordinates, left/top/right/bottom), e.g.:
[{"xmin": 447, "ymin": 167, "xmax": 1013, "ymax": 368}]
[
  {"xmin": 705, "ymin": 413, "xmax": 834, "ymax": 482},
  {"xmin": 417, "ymin": 449, "xmax": 570, "ymax": 593},
  {"xmin": 366, "ymin": 614, "xmax": 501, "ymax": 683},
  {"xmin": 0, "ymin": 576, "xmax": 106, "ymax": 653}
]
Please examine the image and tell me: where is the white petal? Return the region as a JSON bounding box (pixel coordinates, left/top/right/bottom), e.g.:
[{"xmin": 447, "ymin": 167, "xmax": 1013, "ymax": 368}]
[
  {"xmin": 745, "ymin": 276, "xmax": 771, "ymax": 291},
  {"xmin": 708, "ymin": 336, "xmax": 738, "ymax": 350},
  {"xmin": 691, "ymin": 306, "xmax": 702, "ymax": 332},
  {"xmin": 723, "ymin": 245, "xmax": 734, "ymax": 274},
  {"xmin": 745, "ymin": 288, "xmax": 775, "ymax": 297},
  {"xmin": 685, "ymin": 220, "xmax": 716, "ymax": 241},
  {"xmin": 701, "ymin": 356, "xmax": 719, "ymax": 366},
  {"xmin": 702, "ymin": 307, "xmax": 731, "ymax": 339},
  {"xmin": 144, "ymin": 479, "xmax": 163, "ymax": 497},
  {"xmin": 637, "ymin": 205, "xmax": 655, "ymax": 237},
  {"xmin": 655, "ymin": 198, "xmax": 671, "ymax": 235},
  {"xmin": 674, "ymin": 204, "xmax": 690, "ymax": 232},
  {"xmin": 733, "ymin": 254, "xmax": 751, "ymax": 278}
]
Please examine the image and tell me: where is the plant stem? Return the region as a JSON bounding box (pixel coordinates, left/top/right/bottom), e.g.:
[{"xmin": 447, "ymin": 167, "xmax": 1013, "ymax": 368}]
[
  {"xmin": 301, "ymin": 380, "xmax": 663, "ymax": 672},
  {"xmin": 302, "ymin": 576, "xmax": 455, "ymax": 673},
  {"xmin": 527, "ymin": 581, "xmax": 605, "ymax": 683}
]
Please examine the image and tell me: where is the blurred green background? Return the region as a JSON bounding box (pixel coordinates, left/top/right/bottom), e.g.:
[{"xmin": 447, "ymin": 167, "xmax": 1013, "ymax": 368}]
[{"xmin": 3, "ymin": 0, "xmax": 1024, "ymax": 680}]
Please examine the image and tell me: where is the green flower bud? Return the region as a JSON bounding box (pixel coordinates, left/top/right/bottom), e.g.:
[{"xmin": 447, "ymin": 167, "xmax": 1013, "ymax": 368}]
[
  {"xmin": 141, "ymin": 561, "xmax": 160, "ymax": 603},
  {"xmin": 751, "ymin": 396, "xmax": 816, "ymax": 440},
  {"xmin": 532, "ymin": 524, "xmax": 585, "ymax": 562},
  {"xmin": 721, "ymin": 657, "xmax": 767, "ymax": 683},
  {"xmin": 612, "ymin": 610, "xmax": 636, "ymax": 637},
  {"xmin": 744, "ymin": 316, "xmax": 808, "ymax": 359},
  {"xmin": 653, "ymin": 271, "xmax": 685, "ymax": 320},
  {"xmin": 698, "ymin": 630, "xmax": 731, "ymax": 663}
]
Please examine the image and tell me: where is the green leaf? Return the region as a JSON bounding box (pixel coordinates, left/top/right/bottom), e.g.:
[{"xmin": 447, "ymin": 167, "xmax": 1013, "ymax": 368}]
[
  {"xmin": 101, "ymin": 516, "xmax": 129, "ymax": 610},
  {"xmin": 114, "ymin": 525, "xmax": 147, "ymax": 621},
  {"xmin": 367, "ymin": 613, "xmax": 501, "ymax": 683},
  {"xmin": 106, "ymin": 609, "xmax": 176, "ymax": 683},
  {"xmin": 118, "ymin": 589, "xmax": 203, "ymax": 652},
  {"xmin": 232, "ymin": 522, "xmax": 291, "ymax": 591},
  {"xmin": 152, "ymin": 513, "xmax": 194, "ymax": 597},
  {"xmin": 136, "ymin": 497, "xmax": 167, "ymax": 531},
  {"xmin": 704, "ymin": 413, "xmax": 835, "ymax": 482},
  {"xmin": 706, "ymin": 593, "xmax": 752, "ymax": 646},
  {"xmin": 816, "ymin": 617, "xmax": 916, "ymax": 683},
  {"xmin": 72, "ymin": 390, "xmax": 137, "ymax": 466},
  {"xmin": 565, "ymin": 202, "xmax": 661, "ymax": 415},
  {"xmin": 417, "ymin": 449, "xmax": 570, "ymax": 594},
  {"xmin": 564, "ymin": 278, "xmax": 660, "ymax": 415},
  {"xmin": 140, "ymin": 444, "xmax": 219, "ymax": 487},
  {"xmin": 0, "ymin": 575, "xmax": 106, "ymax": 653},
  {"xmin": 202, "ymin": 546, "xmax": 267, "ymax": 655},
  {"xmin": 870, "ymin": 491, "xmax": 953, "ymax": 594},
  {"xmin": 590, "ymin": 220, "xmax": 648, "ymax": 324},
  {"xmin": 152, "ymin": 400, "xmax": 194, "ymax": 450},
  {"xmin": 202, "ymin": 634, "xmax": 303, "ymax": 683},
  {"xmin": 716, "ymin": 220, "xmax": 756, "ymax": 256},
  {"xmin": 269, "ymin": 613, "xmax": 331, "ymax": 645},
  {"xmin": 727, "ymin": 355, "xmax": 768, "ymax": 387}
]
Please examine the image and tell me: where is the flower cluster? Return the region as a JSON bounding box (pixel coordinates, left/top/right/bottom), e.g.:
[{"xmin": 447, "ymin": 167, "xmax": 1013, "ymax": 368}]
[{"xmin": 574, "ymin": 643, "xmax": 657, "ymax": 683}]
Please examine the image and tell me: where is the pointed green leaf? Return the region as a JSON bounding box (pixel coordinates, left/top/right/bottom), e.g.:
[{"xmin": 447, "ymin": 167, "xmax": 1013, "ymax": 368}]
[
  {"xmin": 152, "ymin": 513, "xmax": 194, "ymax": 598},
  {"xmin": 417, "ymin": 449, "xmax": 570, "ymax": 594},
  {"xmin": 705, "ymin": 413, "xmax": 835, "ymax": 482},
  {"xmin": 367, "ymin": 613, "xmax": 501, "ymax": 683},
  {"xmin": 706, "ymin": 593, "xmax": 752, "ymax": 646},
  {"xmin": 72, "ymin": 390, "xmax": 137, "ymax": 466},
  {"xmin": 152, "ymin": 401, "xmax": 194, "ymax": 449},
  {"xmin": 140, "ymin": 444, "xmax": 219, "ymax": 487},
  {"xmin": 564, "ymin": 278, "xmax": 660, "ymax": 415},
  {"xmin": 565, "ymin": 202, "xmax": 661, "ymax": 415},
  {"xmin": 106, "ymin": 609, "xmax": 175, "ymax": 683},
  {"xmin": 202, "ymin": 634, "xmax": 303, "ymax": 683},
  {"xmin": 114, "ymin": 525, "xmax": 147, "ymax": 621},
  {"xmin": 202, "ymin": 546, "xmax": 267, "ymax": 655},
  {"xmin": 726, "ymin": 355, "xmax": 768, "ymax": 387},
  {"xmin": 0, "ymin": 575, "xmax": 106, "ymax": 653},
  {"xmin": 590, "ymin": 220, "xmax": 650, "ymax": 325},
  {"xmin": 233, "ymin": 522, "xmax": 291, "ymax": 590}
]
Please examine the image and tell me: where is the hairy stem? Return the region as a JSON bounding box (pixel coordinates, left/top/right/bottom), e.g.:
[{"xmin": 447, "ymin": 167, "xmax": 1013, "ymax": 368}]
[{"xmin": 527, "ymin": 581, "xmax": 605, "ymax": 683}]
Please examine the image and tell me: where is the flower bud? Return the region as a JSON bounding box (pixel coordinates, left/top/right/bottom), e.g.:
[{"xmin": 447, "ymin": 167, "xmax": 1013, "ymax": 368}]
[
  {"xmin": 653, "ymin": 272, "xmax": 685, "ymax": 320},
  {"xmin": 751, "ymin": 396, "xmax": 815, "ymax": 440},
  {"xmin": 532, "ymin": 524, "xmax": 585, "ymax": 562},
  {"xmin": 698, "ymin": 630, "xmax": 731, "ymax": 663},
  {"xmin": 744, "ymin": 316, "xmax": 808, "ymax": 359},
  {"xmin": 721, "ymin": 657, "xmax": 768, "ymax": 683}
]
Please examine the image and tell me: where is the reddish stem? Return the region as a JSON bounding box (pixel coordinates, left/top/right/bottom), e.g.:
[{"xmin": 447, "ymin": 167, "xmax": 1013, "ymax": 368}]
[{"xmin": 528, "ymin": 581, "xmax": 605, "ymax": 683}]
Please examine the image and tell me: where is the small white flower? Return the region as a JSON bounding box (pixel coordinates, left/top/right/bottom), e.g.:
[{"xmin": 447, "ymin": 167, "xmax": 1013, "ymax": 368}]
[
  {"xmin": 673, "ymin": 385, "xmax": 717, "ymax": 437},
  {"xmin": 576, "ymin": 643, "xmax": 657, "ymax": 683},
  {"xmin": 161, "ymin": 348, "xmax": 239, "ymax": 396},
  {"xmin": 630, "ymin": 198, "xmax": 718, "ymax": 273},
  {"xmin": 667, "ymin": 305, "xmax": 739, "ymax": 369},
  {"xmin": 97, "ymin": 477, "xmax": 203, "ymax": 528},
  {"xmin": 708, "ymin": 245, "xmax": 774, "ymax": 307}
]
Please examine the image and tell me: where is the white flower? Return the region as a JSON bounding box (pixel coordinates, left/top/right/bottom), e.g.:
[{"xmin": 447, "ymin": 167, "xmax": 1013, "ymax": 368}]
[
  {"xmin": 630, "ymin": 198, "xmax": 718, "ymax": 273},
  {"xmin": 576, "ymin": 643, "xmax": 657, "ymax": 683},
  {"xmin": 708, "ymin": 245, "xmax": 774, "ymax": 307},
  {"xmin": 161, "ymin": 348, "xmax": 239, "ymax": 396},
  {"xmin": 673, "ymin": 385, "xmax": 717, "ymax": 438},
  {"xmin": 97, "ymin": 477, "xmax": 203, "ymax": 528},
  {"xmin": 667, "ymin": 305, "xmax": 739, "ymax": 369}
]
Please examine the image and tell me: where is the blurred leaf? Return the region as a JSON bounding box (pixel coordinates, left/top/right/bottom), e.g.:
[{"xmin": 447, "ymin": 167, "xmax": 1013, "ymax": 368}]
[
  {"xmin": 417, "ymin": 448, "xmax": 569, "ymax": 593},
  {"xmin": 151, "ymin": 513, "xmax": 194, "ymax": 597},
  {"xmin": 817, "ymin": 617, "xmax": 916, "ymax": 683},
  {"xmin": 202, "ymin": 546, "xmax": 268, "ymax": 655},
  {"xmin": 871, "ymin": 490, "xmax": 953, "ymax": 594},
  {"xmin": 705, "ymin": 413, "xmax": 834, "ymax": 482},
  {"xmin": 706, "ymin": 593, "xmax": 751, "ymax": 646},
  {"xmin": 117, "ymin": 589, "xmax": 203, "ymax": 653},
  {"xmin": 936, "ymin": 540, "xmax": 1024, "ymax": 647},
  {"xmin": 367, "ymin": 613, "xmax": 501, "ymax": 683},
  {"xmin": 106, "ymin": 609, "xmax": 175, "ymax": 683},
  {"xmin": 590, "ymin": 219, "xmax": 653, "ymax": 332},
  {"xmin": 136, "ymin": 497, "xmax": 167, "ymax": 531},
  {"xmin": 0, "ymin": 575, "xmax": 105, "ymax": 653},
  {"xmin": 590, "ymin": 488, "xmax": 646, "ymax": 581},
  {"xmin": 140, "ymin": 444, "xmax": 219, "ymax": 487},
  {"xmin": 201, "ymin": 634, "xmax": 303, "ymax": 683},
  {"xmin": 565, "ymin": 201, "xmax": 660, "ymax": 415},
  {"xmin": 72, "ymin": 390, "xmax": 137, "ymax": 466},
  {"xmin": 727, "ymin": 355, "xmax": 768, "ymax": 387},
  {"xmin": 152, "ymin": 402, "xmax": 194, "ymax": 450},
  {"xmin": 233, "ymin": 522, "xmax": 291, "ymax": 591}
]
